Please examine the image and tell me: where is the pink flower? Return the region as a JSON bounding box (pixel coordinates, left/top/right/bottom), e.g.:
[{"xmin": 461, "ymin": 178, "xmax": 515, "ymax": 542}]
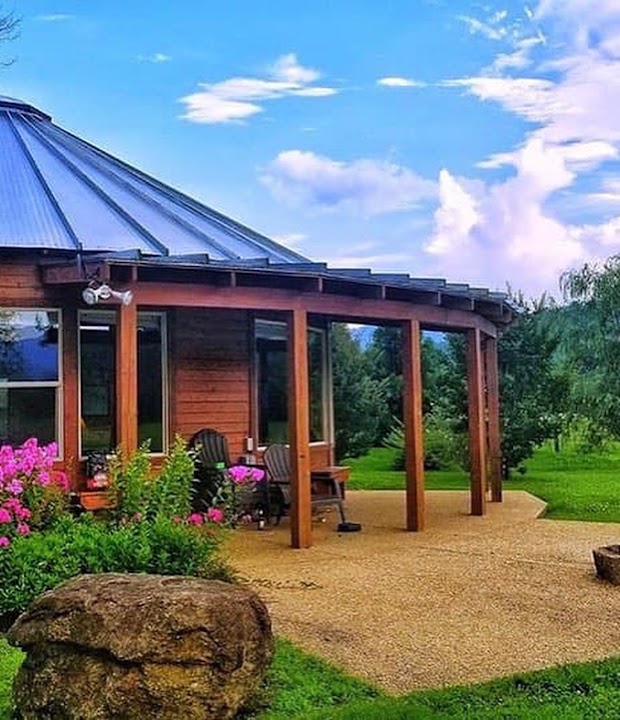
[
  {"xmin": 132, "ymin": 513, "xmax": 143, "ymax": 522},
  {"xmin": 16, "ymin": 523, "xmax": 30, "ymax": 536},
  {"xmin": 0, "ymin": 536, "xmax": 10, "ymax": 548},
  {"xmin": 228, "ymin": 465, "xmax": 249, "ymax": 484},
  {"xmin": 53, "ymin": 471, "xmax": 69, "ymax": 491},
  {"xmin": 38, "ymin": 471, "xmax": 51, "ymax": 486},
  {"xmin": 249, "ymin": 467, "xmax": 265, "ymax": 483},
  {"xmin": 172, "ymin": 516, "xmax": 182, "ymax": 524},
  {"xmin": 6, "ymin": 479, "xmax": 23, "ymax": 495},
  {"xmin": 0, "ymin": 508, "xmax": 11, "ymax": 524},
  {"xmin": 187, "ymin": 513, "xmax": 205, "ymax": 526},
  {"xmin": 206, "ymin": 507, "xmax": 225, "ymax": 524},
  {"xmin": 15, "ymin": 506, "xmax": 31, "ymax": 521}
]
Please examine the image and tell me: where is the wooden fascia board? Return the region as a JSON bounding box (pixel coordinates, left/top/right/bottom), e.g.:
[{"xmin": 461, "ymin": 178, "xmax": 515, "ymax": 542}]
[{"xmin": 132, "ymin": 282, "xmax": 498, "ymax": 336}]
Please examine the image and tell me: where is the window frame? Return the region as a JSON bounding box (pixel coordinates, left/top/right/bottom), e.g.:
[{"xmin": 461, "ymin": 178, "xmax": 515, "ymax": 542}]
[
  {"xmin": 253, "ymin": 318, "xmax": 331, "ymax": 449},
  {"xmin": 0, "ymin": 307, "xmax": 63, "ymax": 458},
  {"xmin": 77, "ymin": 309, "xmax": 168, "ymax": 458}
]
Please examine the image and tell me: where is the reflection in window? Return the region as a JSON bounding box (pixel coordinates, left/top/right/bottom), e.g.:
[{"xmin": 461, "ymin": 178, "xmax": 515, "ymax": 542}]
[
  {"xmin": 79, "ymin": 311, "xmax": 166, "ymax": 455},
  {"xmin": 0, "ymin": 310, "xmax": 60, "ymax": 449},
  {"xmin": 255, "ymin": 320, "xmax": 327, "ymax": 445}
]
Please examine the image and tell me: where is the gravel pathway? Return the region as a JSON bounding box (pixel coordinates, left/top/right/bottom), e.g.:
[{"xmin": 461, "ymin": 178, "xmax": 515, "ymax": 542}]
[{"xmin": 227, "ymin": 491, "xmax": 620, "ymax": 693}]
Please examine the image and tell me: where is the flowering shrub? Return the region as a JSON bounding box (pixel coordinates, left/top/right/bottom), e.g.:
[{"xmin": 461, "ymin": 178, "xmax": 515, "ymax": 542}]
[
  {"xmin": 0, "ymin": 438, "xmax": 69, "ymax": 548},
  {"xmin": 203, "ymin": 465, "xmax": 266, "ymax": 527}
]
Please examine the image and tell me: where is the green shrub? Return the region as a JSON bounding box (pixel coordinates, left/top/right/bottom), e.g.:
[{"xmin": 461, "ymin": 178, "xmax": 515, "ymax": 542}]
[
  {"xmin": 146, "ymin": 436, "xmax": 195, "ymax": 521},
  {"xmin": 384, "ymin": 413, "xmax": 465, "ymax": 471},
  {"xmin": 0, "ymin": 514, "xmax": 232, "ymax": 629}
]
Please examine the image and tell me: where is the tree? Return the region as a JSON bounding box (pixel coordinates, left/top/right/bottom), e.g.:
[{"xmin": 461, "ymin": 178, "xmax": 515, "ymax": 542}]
[
  {"xmin": 498, "ymin": 295, "xmax": 570, "ymax": 474},
  {"xmin": 331, "ymin": 324, "xmax": 390, "ymax": 460},
  {"xmin": 559, "ymin": 257, "xmax": 620, "ymax": 442},
  {"xmin": 0, "ymin": 6, "xmax": 18, "ymax": 66}
]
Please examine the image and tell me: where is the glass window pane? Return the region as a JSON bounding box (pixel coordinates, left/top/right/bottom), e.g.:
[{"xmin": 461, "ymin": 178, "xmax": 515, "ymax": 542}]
[
  {"xmin": 255, "ymin": 321, "xmax": 327, "ymax": 445},
  {"xmin": 0, "ymin": 310, "xmax": 59, "ymax": 382},
  {"xmin": 0, "ymin": 386, "xmax": 56, "ymax": 446},
  {"xmin": 309, "ymin": 330, "xmax": 325, "ymax": 442},
  {"xmin": 80, "ymin": 312, "xmax": 116, "ymax": 454},
  {"xmin": 138, "ymin": 314, "xmax": 164, "ymax": 453}
]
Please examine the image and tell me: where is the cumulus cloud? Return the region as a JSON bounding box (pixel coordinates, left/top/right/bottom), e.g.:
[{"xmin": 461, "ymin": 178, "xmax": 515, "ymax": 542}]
[
  {"xmin": 377, "ymin": 77, "xmax": 426, "ymax": 87},
  {"xmin": 260, "ymin": 150, "xmax": 436, "ymax": 216},
  {"xmin": 179, "ymin": 53, "xmax": 337, "ymax": 124},
  {"xmin": 429, "ymin": 0, "xmax": 620, "ymax": 295}
]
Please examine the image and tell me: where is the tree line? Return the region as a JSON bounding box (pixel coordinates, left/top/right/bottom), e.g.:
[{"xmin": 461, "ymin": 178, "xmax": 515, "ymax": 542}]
[{"xmin": 331, "ymin": 257, "xmax": 620, "ymax": 475}]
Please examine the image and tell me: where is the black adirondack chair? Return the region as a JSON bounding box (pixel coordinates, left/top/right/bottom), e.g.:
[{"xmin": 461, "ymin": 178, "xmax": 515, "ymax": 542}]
[
  {"xmin": 263, "ymin": 444, "xmax": 360, "ymax": 531},
  {"xmin": 188, "ymin": 428, "xmax": 284, "ymax": 525},
  {"xmin": 188, "ymin": 428, "xmax": 231, "ymax": 512}
]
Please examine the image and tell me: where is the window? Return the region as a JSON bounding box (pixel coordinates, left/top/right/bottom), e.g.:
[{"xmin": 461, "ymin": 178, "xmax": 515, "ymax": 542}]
[
  {"xmin": 79, "ymin": 311, "xmax": 167, "ymax": 455},
  {"xmin": 0, "ymin": 310, "xmax": 61, "ymax": 450},
  {"xmin": 254, "ymin": 319, "xmax": 328, "ymax": 445}
]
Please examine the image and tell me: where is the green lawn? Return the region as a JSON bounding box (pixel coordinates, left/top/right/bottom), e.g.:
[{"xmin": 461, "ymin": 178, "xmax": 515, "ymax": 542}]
[
  {"xmin": 2, "ymin": 443, "xmax": 620, "ymax": 718},
  {"xmin": 2, "ymin": 634, "xmax": 620, "ymax": 720},
  {"xmin": 347, "ymin": 443, "xmax": 620, "ymax": 523}
]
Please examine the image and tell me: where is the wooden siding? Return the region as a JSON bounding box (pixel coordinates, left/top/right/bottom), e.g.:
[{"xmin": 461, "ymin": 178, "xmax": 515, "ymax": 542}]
[{"xmin": 171, "ymin": 308, "xmax": 251, "ymax": 460}]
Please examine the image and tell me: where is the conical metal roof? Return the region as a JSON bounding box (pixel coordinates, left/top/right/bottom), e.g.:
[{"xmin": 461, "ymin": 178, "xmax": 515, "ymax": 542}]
[{"xmin": 0, "ymin": 96, "xmax": 307, "ymax": 262}]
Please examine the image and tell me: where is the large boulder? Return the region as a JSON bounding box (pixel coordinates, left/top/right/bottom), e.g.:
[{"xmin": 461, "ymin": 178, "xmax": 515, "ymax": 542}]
[{"xmin": 8, "ymin": 573, "xmax": 274, "ymax": 719}]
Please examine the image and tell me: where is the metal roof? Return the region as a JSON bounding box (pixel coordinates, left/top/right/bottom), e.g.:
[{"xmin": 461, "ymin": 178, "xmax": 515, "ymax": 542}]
[
  {"xmin": 1, "ymin": 96, "xmax": 515, "ymax": 324},
  {"xmin": 0, "ymin": 96, "xmax": 307, "ymax": 263}
]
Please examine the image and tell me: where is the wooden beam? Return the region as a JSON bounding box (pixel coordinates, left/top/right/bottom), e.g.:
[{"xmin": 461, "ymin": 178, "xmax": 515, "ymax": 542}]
[
  {"xmin": 116, "ymin": 302, "xmax": 138, "ymax": 458},
  {"xmin": 42, "ymin": 262, "xmax": 109, "ymax": 285},
  {"xmin": 62, "ymin": 306, "xmax": 80, "ymax": 489},
  {"xmin": 485, "ymin": 336, "xmax": 502, "ymax": 502},
  {"xmin": 467, "ymin": 327, "xmax": 487, "ymax": 516},
  {"xmin": 286, "ymin": 308, "xmax": 312, "ymax": 549},
  {"xmin": 133, "ymin": 283, "xmax": 499, "ymax": 336},
  {"xmin": 402, "ymin": 319, "xmax": 425, "ymax": 531}
]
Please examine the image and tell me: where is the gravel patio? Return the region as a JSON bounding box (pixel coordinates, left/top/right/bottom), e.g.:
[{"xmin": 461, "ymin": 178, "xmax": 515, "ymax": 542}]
[{"xmin": 227, "ymin": 490, "xmax": 620, "ymax": 693}]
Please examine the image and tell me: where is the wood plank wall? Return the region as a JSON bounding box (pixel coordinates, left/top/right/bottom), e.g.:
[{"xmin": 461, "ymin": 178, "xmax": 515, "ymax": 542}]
[{"xmin": 0, "ymin": 262, "xmax": 336, "ymax": 478}]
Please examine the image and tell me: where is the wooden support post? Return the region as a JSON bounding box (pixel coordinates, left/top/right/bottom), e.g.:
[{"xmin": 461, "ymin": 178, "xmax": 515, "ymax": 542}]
[
  {"xmin": 467, "ymin": 327, "xmax": 487, "ymax": 516},
  {"xmin": 62, "ymin": 306, "xmax": 80, "ymax": 489},
  {"xmin": 402, "ymin": 319, "xmax": 425, "ymax": 531},
  {"xmin": 116, "ymin": 302, "xmax": 138, "ymax": 458},
  {"xmin": 287, "ymin": 308, "xmax": 312, "ymax": 549},
  {"xmin": 485, "ymin": 336, "xmax": 502, "ymax": 502}
]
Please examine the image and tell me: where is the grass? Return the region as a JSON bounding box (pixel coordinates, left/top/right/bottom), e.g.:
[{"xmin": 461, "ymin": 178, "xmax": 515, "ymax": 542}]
[
  {"xmin": 347, "ymin": 442, "xmax": 620, "ymax": 523},
  {"xmin": 2, "ymin": 443, "xmax": 619, "ymax": 718},
  {"xmin": 3, "ymin": 633, "xmax": 620, "ymax": 720},
  {"xmin": 0, "ymin": 637, "xmax": 22, "ymax": 720}
]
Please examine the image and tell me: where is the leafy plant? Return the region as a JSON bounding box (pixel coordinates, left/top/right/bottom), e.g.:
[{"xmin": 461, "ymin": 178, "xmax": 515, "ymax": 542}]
[
  {"xmin": 0, "ymin": 514, "xmax": 232, "ymax": 629},
  {"xmin": 383, "ymin": 412, "xmax": 465, "ymax": 471},
  {"xmin": 108, "ymin": 442, "xmax": 153, "ymax": 521},
  {"xmin": 146, "ymin": 435, "xmax": 195, "ymax": 521}
]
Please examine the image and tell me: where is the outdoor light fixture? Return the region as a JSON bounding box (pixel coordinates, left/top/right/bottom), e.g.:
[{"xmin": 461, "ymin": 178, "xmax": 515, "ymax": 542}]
[{"xmin": 81, "ymin": 283, "xmax": 133, "ymax": 306}]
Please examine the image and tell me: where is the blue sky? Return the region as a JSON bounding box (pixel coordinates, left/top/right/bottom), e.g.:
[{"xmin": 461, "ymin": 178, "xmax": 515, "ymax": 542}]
[{"xmin": 3, "ymin": 0, "xmax": 620, "ymax": 296}]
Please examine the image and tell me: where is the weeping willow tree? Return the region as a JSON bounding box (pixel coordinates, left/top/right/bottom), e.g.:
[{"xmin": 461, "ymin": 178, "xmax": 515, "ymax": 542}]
[{"xmin": 559, "ymin": 257, "xmax": 620, "ymax": 442}]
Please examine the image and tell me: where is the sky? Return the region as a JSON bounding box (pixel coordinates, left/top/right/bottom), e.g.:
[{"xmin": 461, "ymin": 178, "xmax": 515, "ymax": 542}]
[{"xmin": 2, "ymin": 0, "xmax": 620, "ymax": 298}]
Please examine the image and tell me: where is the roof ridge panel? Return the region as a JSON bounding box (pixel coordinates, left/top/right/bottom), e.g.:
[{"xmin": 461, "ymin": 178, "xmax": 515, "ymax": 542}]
[
  {"xmin": 42, "ymin": 122, "xmax": 239, "ymax": 261},
  {"xmin": 51, "ymin": 123, "xmax": 308, "ymax": 264},
  {"xmin": 21, "ymin": 115, "xmax": 169, "ymax": 256}
]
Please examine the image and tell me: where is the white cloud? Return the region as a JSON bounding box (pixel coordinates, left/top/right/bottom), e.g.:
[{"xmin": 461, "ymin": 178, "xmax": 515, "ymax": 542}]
[
  {"xmin": 35, "ymin": 13, "xmax": 74, "ymax": 22},
  {"xmin": 458, "ymin": 13, "xmax": 508, "ymax": 41},
  {"xmin": 430, "ymin": 0, "xmax": 620, "ymax": 295},
  {"xmin": 179, "ymin": 53, "xmax": 337, "ymax": 124},
  {"xmin": 377, "ymin": 77, "xmax": 426, "ymax": 88},
  {"xmin": 260, "ymin": 150, "xmax": 436, "ymax": 216},
  {"xmin": 138, "ymin": 53, "xmax": 172, "ymax": 64}
]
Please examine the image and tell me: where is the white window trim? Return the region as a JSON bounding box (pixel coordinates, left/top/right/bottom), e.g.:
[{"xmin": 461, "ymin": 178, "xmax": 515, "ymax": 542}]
[
  {"xmin": 253, "ymin": 318, "xmax": 332, "ymax": 448},
  {"xmin": 0, "ymin": 308, "xmax": 63, "ymax": 458},
  {"xmin": 78, "ymin": 309, "xmax": 168, "ymax": 459}
]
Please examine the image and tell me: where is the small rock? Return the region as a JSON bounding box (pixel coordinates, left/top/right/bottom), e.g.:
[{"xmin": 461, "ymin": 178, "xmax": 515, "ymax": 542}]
[
  {"xmin": 8, "ymin": 573, "xmax": 274, "ymax": 719},
  {"xmin": 593, "ymin": 544, "xmax": 620, "ymax": 585}
]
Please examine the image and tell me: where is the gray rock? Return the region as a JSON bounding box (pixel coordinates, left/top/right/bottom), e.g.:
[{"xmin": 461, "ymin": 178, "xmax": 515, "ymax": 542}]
[
  {"xmin": 593, "ymin": 544, "xmax": 620, "ymax": 585},
  {"xmin": 8, "ymin": 573, "xmax": 273, "ymax": 719}
]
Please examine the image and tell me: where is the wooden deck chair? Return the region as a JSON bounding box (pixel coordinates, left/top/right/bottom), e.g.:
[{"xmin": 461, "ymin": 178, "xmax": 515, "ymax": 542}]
[
  {"xmin": 188, "ymin": 428, "xmax": 231, "ymax": 512},
  {"xmin": 263, "ymin": 444, "xmax": 360, "ymax": 531}
]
